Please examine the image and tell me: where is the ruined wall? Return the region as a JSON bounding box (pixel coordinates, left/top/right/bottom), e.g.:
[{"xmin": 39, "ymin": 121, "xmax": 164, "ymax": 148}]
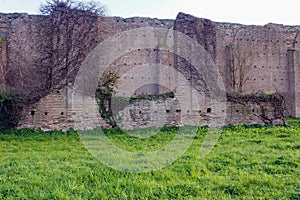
[
  {"xmin": 226, "ymin": 101, "xmax": 283, "ymax": 126},
  {"xmin": 0, "ymin": 12, "xmax": 297, "ymax": 130},
  {"xmin": 214, "ymin": 18, "xmax": 300, "ymax": 116},
  {"xmin": 173, "ymin": 13, "xmax": 300, "ymax": 117},
  {"xmin": 0, "ymin": 13, "xmax": 49, "ymax": 94},
  {"xmin": 288, "ymin": 50, "xmax": 300, "ymax": 117},
  {"xmin": 114, "ymin": 97, "xmax": 181, "ymax": 130}
]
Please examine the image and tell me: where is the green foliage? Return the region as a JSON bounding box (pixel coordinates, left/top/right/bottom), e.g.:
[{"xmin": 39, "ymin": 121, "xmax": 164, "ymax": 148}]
[
  {"xmin": 96, "ymin": 71, "xmax": 120, "ymax": 127},
  {"xmin": 0, "ymin": 89, "xmax": 22, "ymax": 130},
  {"xmin": 286, "ymin": 116, "xmax": 300, "ymax": 126},
  {"xmin": 0, "ymin": 124, "xmax": 299, "ymax": 199},
  {"xmin": 0, "ymin": 37, "xmax": 6, "ymax": 43},
  {"xmin": 129, "ymin": 91, "xmax": 175, "ymax": 104}
]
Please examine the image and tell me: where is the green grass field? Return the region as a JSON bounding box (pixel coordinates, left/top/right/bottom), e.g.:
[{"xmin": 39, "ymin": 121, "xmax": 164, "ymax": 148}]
[{"xmin": 0, "ymin": 122, "xmax": 299, "ymax": 199}]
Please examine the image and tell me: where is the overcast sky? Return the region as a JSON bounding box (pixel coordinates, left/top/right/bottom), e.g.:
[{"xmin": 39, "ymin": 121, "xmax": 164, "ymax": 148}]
[{"xmin": 0, "ymin": 0, "xmax": 300, "ymax": 25}]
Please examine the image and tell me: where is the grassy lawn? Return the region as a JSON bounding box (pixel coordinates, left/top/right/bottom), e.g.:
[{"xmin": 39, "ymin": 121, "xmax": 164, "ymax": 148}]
[{"xmin": 0, "ymin": 123, "xmax": 299, "ymax": 199}]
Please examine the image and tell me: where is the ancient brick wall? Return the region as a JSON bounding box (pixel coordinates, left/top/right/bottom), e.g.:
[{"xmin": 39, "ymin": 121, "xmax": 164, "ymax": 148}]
[
  {"xmin": 173, "ymin": 13, "xmax": 300, "ymax": 117},
  {"xmin": 0, "ymin": 13, "xmax": 49, "ymax": 94},
  {"xmin": 288, "ymin": 50, "xmax": 300, "ymax": 117},
  {"xmin": 0, "ymin": 12, "xmax": 296, "ymax": 130}
]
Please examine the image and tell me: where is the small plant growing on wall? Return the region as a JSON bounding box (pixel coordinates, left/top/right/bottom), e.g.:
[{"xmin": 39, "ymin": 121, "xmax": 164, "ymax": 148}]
[
  {"xmin": 0, "ymin": 37, "xmax": 6, "ymax": 43},
  {"xmin": 95, "ymin": 70, "xmax": 120, "ymax": 127}
]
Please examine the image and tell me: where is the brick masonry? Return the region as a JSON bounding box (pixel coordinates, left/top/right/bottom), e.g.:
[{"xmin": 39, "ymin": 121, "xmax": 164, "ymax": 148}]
[{"xmin": 0, "ymin": 12, "xmax": 298, "ymax": 130}]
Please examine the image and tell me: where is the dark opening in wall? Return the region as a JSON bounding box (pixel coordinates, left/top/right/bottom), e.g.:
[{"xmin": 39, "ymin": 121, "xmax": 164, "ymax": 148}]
[
  {"xmin": 176, "ymin": 110, "xmax": 181, "ymax": 113},
  {"xmin": 139, "ymin": 111, "xmax": 142, "ymax": 114},
  {"xmin": 222, "ymin": 110, "xmax": 225, "ymax": 112},
  {"xmin": 61, "ymin": 112, "xmax": 64, "ymax": 115},
  {"xmin": 44, "ymin": 112, "xmax": 48, "ymax": 116},
  {"xmin": 116, "ymin": 20, "xmax": 119, "ymax": 22},
  {"xmin": 254, "ymin": 65, "xmax": 257, "ymax": 68},
  {"xmin": 166, "ymin": 110, "xmax": 170, "ymax": 113},
  {"xmin": 252, "ymin": 109, "xmax": 255, "ymax": 112},
  {"xmin": 124, "ymin": 63, "xmax": 127, "ymax": 66},
  {"xmin": 141, "ymin": 21, "xmax": 143, "ymax": 23},
  {"xmin": 207, "ymin": 108, "xmax": 212, "ymax": 113},
  {"xmin": 31, "ymin": 110, "xmax": 35, "ymax": 116},
  {"xmin": 236, "ymin": 110, "xmax": 239, "ymax": 113},
  {"xmin": 56, "ymin": 91, "xmax": 60, "ymax": 94}
]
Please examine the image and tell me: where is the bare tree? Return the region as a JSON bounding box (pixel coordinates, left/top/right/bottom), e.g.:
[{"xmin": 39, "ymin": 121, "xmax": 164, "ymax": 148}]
[
  {"xmin": 226, "ymin": 44, "xmax": 253, "ymax": 93},
  {"xmin": 29, "ymin": 0, "xmax": 107, "ymax": 103}
]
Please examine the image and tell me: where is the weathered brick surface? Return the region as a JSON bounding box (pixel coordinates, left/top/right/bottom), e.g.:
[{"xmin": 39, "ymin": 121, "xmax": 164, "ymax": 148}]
[{"xmin": 0, "ymin": 12, "xmax": 298, "ymax": 130}]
